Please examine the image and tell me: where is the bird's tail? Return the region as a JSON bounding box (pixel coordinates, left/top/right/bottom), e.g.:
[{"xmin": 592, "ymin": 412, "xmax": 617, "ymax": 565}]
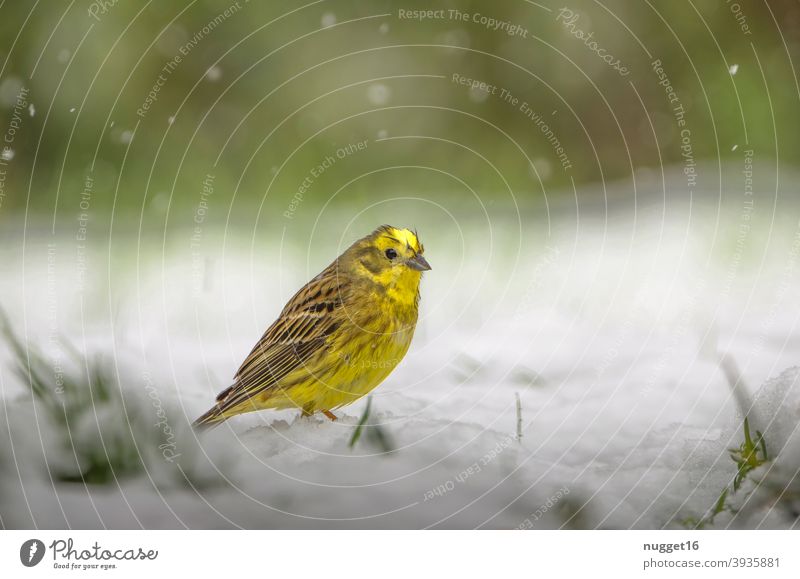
[
  {"xmin": 192, "ymin": 405, "xmax": 227, "ymax": 430},
  {"xmin": 193, "ymin": 384, "xmax": 236, "ymax": 431}
]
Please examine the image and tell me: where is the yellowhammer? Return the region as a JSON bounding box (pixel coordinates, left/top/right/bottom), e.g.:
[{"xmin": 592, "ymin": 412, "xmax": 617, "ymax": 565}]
[{"xmin": 193, "ymin": 225, "xmax": 431, "ymax": 429}]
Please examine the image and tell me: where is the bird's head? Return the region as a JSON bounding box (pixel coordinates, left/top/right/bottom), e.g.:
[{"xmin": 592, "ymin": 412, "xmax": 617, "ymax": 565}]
[{"xmin": 345, "ymin": 225, "xmax": 431, "ymax": 295}]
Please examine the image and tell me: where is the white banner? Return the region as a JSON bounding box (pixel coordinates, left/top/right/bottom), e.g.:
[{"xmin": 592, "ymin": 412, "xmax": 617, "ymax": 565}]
[{"xmin": 1, "ymin": 530, "xmax": 798, "ymax": 578}]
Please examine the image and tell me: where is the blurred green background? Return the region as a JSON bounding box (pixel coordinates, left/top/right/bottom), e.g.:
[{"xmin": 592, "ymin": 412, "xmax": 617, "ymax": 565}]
[
  {"xmin": 0, "ymin": 0, "xmax": 797, "ymax": 230},
  {"xmin": 2, "ymin": 0, "xmax": 800, "ymax": 531}
]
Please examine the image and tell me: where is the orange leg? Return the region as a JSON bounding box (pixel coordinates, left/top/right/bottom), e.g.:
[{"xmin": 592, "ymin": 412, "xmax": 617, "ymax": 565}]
[{"xmin": 322, "ymin": 409, "xmax": 338, "ymax": 421}]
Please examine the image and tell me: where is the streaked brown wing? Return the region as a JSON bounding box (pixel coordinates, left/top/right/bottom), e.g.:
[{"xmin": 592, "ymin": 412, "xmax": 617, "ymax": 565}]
[{"xmin": 215, "ymin": 267, "xmax": 347, "ymax": 412}]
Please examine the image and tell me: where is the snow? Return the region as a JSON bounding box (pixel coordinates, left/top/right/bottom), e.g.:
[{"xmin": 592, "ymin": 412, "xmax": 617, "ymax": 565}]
[
  {"xmin": 1, "ymin": 164, "xmax": 799, "ymax": 529},
  {"xmin": 367, "ymin": 83, "xmax": 391, "ymax": 105},
  {"xmin": 321, "ymin": 13, "xmax": 336, "ymax": 29},
  {"xmin": 205, "ymin": 66, "xmax": 222, "ymax": 82}
]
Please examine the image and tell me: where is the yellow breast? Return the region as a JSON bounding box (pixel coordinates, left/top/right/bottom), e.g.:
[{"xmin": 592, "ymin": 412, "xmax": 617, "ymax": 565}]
[
  {"xmin": 320, "ymin": 287, "xmax": 418, "ymax": 409},
  {"xmin": 262, "ymin": 283, "xmax": 420, "ymax": 414}
]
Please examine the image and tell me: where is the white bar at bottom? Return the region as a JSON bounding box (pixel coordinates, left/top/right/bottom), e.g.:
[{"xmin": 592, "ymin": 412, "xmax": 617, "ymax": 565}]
[{"xmin": 1, "ymin": 530, "xmax": 798, "ymax": 577}]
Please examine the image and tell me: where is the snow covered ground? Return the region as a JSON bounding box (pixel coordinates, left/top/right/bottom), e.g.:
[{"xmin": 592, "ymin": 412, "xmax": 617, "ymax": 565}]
[{"xmin": 2, "ymin": 164, "xmax": 799, "ymax": 529}]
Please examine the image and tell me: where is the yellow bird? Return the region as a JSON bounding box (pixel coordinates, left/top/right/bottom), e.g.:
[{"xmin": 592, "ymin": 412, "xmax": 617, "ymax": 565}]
[{"xmin": 193, "ymin": 225, "xmax": 431, "ymax": 429}]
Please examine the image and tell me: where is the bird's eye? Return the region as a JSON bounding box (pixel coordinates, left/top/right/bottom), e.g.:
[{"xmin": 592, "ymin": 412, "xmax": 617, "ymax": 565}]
[{"xmin": 385, "ymin": 248, "xmax": 398, "ymax": 260}]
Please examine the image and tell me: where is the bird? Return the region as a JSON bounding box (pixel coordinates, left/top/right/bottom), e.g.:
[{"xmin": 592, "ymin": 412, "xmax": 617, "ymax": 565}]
[{"xmin": 193, "ymin": 225, "xmax": 431, "ymax": 429}]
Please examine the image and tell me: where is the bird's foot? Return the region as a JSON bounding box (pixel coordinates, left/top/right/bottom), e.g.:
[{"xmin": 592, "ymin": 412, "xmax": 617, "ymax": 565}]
[{"xmin": 322, "ymin": 409, "xmax": 338, "ymax": 422}]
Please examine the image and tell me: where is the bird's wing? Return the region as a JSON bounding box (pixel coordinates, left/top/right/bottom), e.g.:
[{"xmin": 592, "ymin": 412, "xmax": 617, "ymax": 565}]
[{"xmin": 215, "ymin": 267, "xmax": 348, "ymax": 412}]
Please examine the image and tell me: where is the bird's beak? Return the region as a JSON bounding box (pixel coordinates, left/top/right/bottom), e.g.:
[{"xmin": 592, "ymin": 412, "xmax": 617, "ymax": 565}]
[{"xmin": 406, "ymin": 254, "xmax": 432, "ymax": 271}]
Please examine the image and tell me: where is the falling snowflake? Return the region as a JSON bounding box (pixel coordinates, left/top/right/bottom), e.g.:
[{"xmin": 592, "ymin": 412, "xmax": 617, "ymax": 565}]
[
  {"xmin": 205, "ymin": 66, "xmax": 222, "ymax": 82},
  {"xmin": 28, "ymin": 103, "xmax": 35, "ymax": 117},
  {"xmin": 1, "ymin": 148, "xmax": 14, "ymax": 161},
  {"xmin": 530, "ymin": 158, "xmax": 552, "ymax": 181},
  {"xmin": 321, "ymin": 13, "xmax": 336, "ymax": 28},
  {"xmin": 379, "ymin": 23, "xmax": 389, "ymax": 35},
  {"xmin": 729, "ymin": 64, "xmax": 739, "ymax": 75},
  {"xmin": 469, "ymin": 86, "xmax": 490, "ymax": 103},
  {"xmin": 0, "ymin": 76, "xmax": 23, "ymax": 107},
  {"xmin": 69, "ymin": 107, "xmax": 76, "ymax": 113},
  {"xmin": 120, "ymin": 130, "xmax": 133, "ymax": 144},
  {"xmin": 731, "ymin": 144, "xmax": 738, "ymax": 151},
  {"xmin": 57, "ymin": 49, "xmax": 70, "ymax": 63},
  {"xmin": 168, "ymin": 116, "xmax": 175, "ymax": 125},
  {"xmin": 367, "ymin": 83, "xmax": 390, "ymax": 105},
  {"xmin": 377, "ymin": 129, "xmax": 388, "ymax": 139}
]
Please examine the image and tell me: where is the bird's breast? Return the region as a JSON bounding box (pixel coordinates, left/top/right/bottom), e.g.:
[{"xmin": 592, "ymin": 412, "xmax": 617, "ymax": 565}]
[{"xmin": 329, "ymin": 289, "xmax": 418, "ymax": 373}]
